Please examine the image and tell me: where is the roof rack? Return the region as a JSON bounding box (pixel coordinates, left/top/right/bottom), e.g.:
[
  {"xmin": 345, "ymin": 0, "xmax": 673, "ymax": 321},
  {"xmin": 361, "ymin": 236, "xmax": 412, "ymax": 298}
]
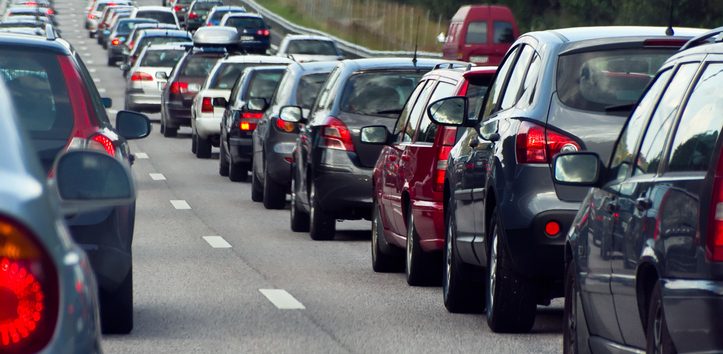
[
  {"xmin": 45, "ymin": 23, "xmax": 55, "ymax": 40},
  {"xmin": 433, "ymin": 62, "xmax": 472, "ymax": 70},
  {"xmin": 680, "ymin": 26, "xmax": 723, "ymax": 51}
]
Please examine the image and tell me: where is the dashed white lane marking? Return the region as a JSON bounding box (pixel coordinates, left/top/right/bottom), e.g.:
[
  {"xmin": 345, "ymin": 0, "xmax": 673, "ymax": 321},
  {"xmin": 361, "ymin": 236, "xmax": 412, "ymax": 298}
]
[
  {"xmin": 86, "ymin": 59, "xmax": 95, "ymax": 64},
  {"xmin": 80, "ymin": 46, "xmax": 88, "ymax": 50},
  {"xmin": 170, "ymin": 200, "xmax": 191, "ymax": 210},
  {"xmin": 149, "ymin": 173, "xmax": 166, "ymax": 181},
  {"xmin": 88, "ymin": 68, "xmax": 96, "ymax": 73},
  {"xmin": 93, "ymin": 78, "xmax": 101, "ymax": 83},
  {"xmin": 97, "ymin": 88, "xmax": 106, "ymax": 93},
  {"xmin": 259, "ymin": 289, "xmax": 305, "ymax": 310},
  {"xmin": 202, "ymin": 236, "xmax": 232, "ymax": 249},
  {"xmin": 135, "ymin": 152, "xmax": 149, "ymax": 159}
]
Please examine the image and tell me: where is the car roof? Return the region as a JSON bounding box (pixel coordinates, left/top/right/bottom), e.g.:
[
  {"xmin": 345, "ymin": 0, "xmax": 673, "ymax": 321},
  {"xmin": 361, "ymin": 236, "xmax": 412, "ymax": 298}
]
[
  {"xmin": 211, "ymin": 6, "xmax": 245, "ymax": 11},
  {"xmin": 220, "ymin": 54, "xmax": 293, "ymax": 64},
  {"xmin": 284, "ymin": 34, "xmax": 334, "ymax": 42},
  {"xmin": 223, "ymin": 12, "xmax": 262, "ymax": 19},
  {"xmin": 292, "ymin": 60, "xmax": 339, "ymax": 72},
  {"xmin": 668, "ymin": 36, "xmax": 723, "ymax": 59},
  {"xmin": 135, "ymin": 6, "xmax": 173, "ymax": 12},
  {"xmin": 537, "ymin": 26, "xmax": 708, "ymax": 44},
  {"xmin": 340, "ymin": 57, "xmax": 458, "ymax": 71},
  {"xmin": 139, "ymin": 29, "xmax": 190, "ymax": 37},
  {"xmin": 425, "ymin": 65, "xmax": 498, "ymax": 81},
  {"xmin": 145, "ymin": 42, "xmax": 192, "ymax": 50},
  {"xmin": 0, "ymin": 31, "xmax": 71, "ymax": 55}
]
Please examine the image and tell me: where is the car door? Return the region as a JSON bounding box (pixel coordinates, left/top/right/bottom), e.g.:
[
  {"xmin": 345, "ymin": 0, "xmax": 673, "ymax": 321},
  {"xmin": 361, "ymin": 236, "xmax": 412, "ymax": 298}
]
[{"xmin": 610, "ymin": 62, "xmax": 699, "ymax": 348}]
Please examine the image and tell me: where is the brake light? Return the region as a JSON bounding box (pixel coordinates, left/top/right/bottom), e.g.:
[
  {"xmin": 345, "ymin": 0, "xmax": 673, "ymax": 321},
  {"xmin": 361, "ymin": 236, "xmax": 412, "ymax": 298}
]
[
  {"xmin": 90, "ymin": 134, "xmax": 115, "ymax": 156},
  {"xmin": 201, "ymin": 97, "xmax": 213, "ymax": 113},
  {"xmin": 173, "ymin": 5, "xmax": 182, "ymax": 12},
  {"xmin": 169, "ymin": 81, "xmax": 188, "ymax": 94},
  {"xmin": 111, "ymin": 38, "xmax": 120, "ymax": 46},
  {"xmin": 88, "ymin": 14, "xmax": 97, "ymax": 19},
  {"xmin": 0, "ymin": 216, "xmax": 58, "ymax": 353},
  {"xmin": 319, "ymin": 117, "xmax": 354, "ymax": 152},
  {"xmin": 45, "ymin": 8, "xmax": 54, "ymax": 15},
  {"xmin": 274, "ymin": 117, "xmax": 295, "ymax": 133},
  {"xmin": 256, "ymin": 29, "xmax": 270, "ymax": 36},
  {"xmin": 433, "ymin": 127, "xmax": 457, "ymax": 192},
  {"xmin": 130, "ymin": 71, "xmax": 153, "ymax": 81},
  {"xmin": 515, "ymin": 121, "xmax": 579, "ymax": 164},
  {"xmin": 188, "ymin": 12, "xmax": 198, "ymax": 19},
  {"xmin": 707, "ymin": 151, "xmax": 723, "ymax": 261},
  {"xmin": 241, "ymin": 112, "xmax": 263, "ymax": 119}
]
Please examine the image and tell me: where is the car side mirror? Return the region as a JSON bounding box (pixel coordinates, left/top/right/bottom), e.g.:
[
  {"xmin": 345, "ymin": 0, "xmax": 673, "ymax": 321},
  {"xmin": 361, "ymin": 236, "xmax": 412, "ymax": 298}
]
[
  {"xmin": 101, "ymin": 97, "xmax": 112, "ymax": 108},
  {"xmin": 156, "ymin": 71, "xmax": 168, "ymax": 80},
  {"xmin": 552, "ymin": 152, "xmax": 601, "ymax": 186},
  {"xmin": 279, "ymin": 105, "xmax": 304, "ymax": 123},
  {"xmin": 212, "ymin": 97, "xmax": 228, "ymax": 108},
  {"xmin": 360, "ymin": 125, "xmax": 390, "ymax": 144},
  {"xmin": 53, "ymin": 150, "xmax": 135, "ymax": 215},
  {"xmin": 427, "ymin": 96, "xmax": 468, "ymax": 126},
  {"xmin": 116, "ymin": 110, "xmax": 151, "ymax": 139},
  {"xmin": 247, "ymin": 97, "xmax": 268, "ymax": 112},
  {"xmin": 120, "ymin": 63, "xmax": 130, "ymax": 71}
]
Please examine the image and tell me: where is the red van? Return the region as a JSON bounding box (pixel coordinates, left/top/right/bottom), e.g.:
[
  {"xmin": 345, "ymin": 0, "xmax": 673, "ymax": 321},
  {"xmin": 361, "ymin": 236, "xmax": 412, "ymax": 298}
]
[
  {"xmin": 442, "ymin": 5, "xmax": 518, "ymax": 66},
  {"xmin": 363, "ymin": 65, "xmax": 496, "ymax": 286}
]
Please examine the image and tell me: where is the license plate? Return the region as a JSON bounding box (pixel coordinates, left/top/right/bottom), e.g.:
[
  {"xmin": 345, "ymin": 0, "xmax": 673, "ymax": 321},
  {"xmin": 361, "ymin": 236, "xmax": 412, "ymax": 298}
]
[
  {"xmin": 241, "ymin": 36, "xmax": 254, "ymax": 41},
  {"xmin": 469, "ymin": 55, "xmax": 489, "ymax": 64}
]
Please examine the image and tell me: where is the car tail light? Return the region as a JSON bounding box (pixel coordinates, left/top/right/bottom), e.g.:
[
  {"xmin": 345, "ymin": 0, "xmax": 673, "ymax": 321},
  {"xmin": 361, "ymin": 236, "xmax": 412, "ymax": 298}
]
[
  {"xmin": 0, "ymin": 216, "xmax": 59, "ymax": 353},
  {"xmin": 242, "ymin": 112, "xmax": 263, "ymax": 119},
  {"xmin": 515, "ymin": 121, "xmax": 579, "ymax": 164},
  {"xmin": 45, "ymin": 8, "xmax": 54, "ymax": 15},
  {"xmin": 173, "ymin": 5, "xmax": 182, "ymax": 12},
  {"xmin": 256, "ymin": 29, "xmax": 270, "ymax": 36},
  {"xmin": 707, "ymin": 151, "xmax": 723, "ymax": 261},
  {"xmin": 433, "ymin": 127, "xmax": 456, "ymax": 192},
  {"xmin": 169, "ymin": 81, "xmax": 188, "ymax": 94},
  {"xmin": 319, "ymin": 117, "xmax": 354, "ymax": 152},
  {"xmin": 188, "ymin": 12, "xmax": 198, "ymax": 19},
  {"xmin": 237, "ymin": 111, "xmax": 263, "ymax": 131},
  {"xmin": 111, "ymin": 38, "xmax": 120, "ymax": 46},
  {"xmin": 274, "ymin": 117, "xmax": 296, "ymax": 133},
  {"xmin": 201, "ymin": 97, "xmax": 213, "ymax": 113},
  {"xmin": 89, "ymin": 134, "xmax": 116, "ymax": 156},
  {"xmin": 130, "ymin": 71, "xmax": 153, "ymax": 81},
  {"xmin": 545, "ymin": 220, "xmax": 561, "ymax": 238}
]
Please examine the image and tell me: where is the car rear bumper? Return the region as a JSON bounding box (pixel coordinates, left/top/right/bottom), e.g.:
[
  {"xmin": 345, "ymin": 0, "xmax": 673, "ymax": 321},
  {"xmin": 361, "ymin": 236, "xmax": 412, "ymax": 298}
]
[
  {"xmin": 229, "ymin": 136, "xmax": 253, "ymax": 163},
  {"xmin": 662, "ymin": 279, "xmax": 723, "ymax": 352},
  {"xmin": 127, "ymin": 93, "xmax": 161, "ymax": 107},
  {"xmin": 194, "ymin": 116, "xmax": 221, "ymax": 138},
  {"xmin": 265, "ymin": 143, "xmax": 294, "ymax": 187},
  {"xmin": 165, "ymin": 102, "xmax": 192, "ymax": 127},
  {"xmin": 411, "ymin": 199, "xmax": 445, "ymax": 252},
  {"xmin": 314, "ymin": 162, "xmax": 373, "ymax": 220}
]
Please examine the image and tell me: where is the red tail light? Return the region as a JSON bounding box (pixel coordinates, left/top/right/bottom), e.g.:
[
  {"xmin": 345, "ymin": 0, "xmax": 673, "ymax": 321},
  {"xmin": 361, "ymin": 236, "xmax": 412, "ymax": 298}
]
[
  {"xmin": 130, "ymin": 71, "xmax": 153, "ymax": 81},
  {"xmin": 169, "ymin": 82, "xmax": 188, "ymax": 94},
  {"xmin": 256, "ymin": 29, "xmax": 270, "ymax": 36},
  {"xmin": 274, "ymin": 117, "xmax": 296, "ymax": 133},
  {"xmin": 111, "ymin": 38, "xmax": 120, "ymax": 46},
  {"xmin": 242, "ymin": 112, "xmax": 264, "ymax": 119},
  {"xmin": 90, "ymin": 134, "xmax": 116, "ymax": 156},
  {"xmin": 707, "ymin": 151, "xmax": 723, "ymax": 261},
  {"xmin": 237, "ymin": 111, "xmax": 263, "ymax": 131},
  {"xmin": 320, "ymin": 117, "xmax": 354, "ymax": 152},
  {"xmin": 201, "ymin": 97, "xmax": 213, "ymax": 113},
  {"xmin": 45, "ymin": 8, "xmax": 54, "ymax": 15},
  {"xmin": 188, "ymin": 12, "xmax": 198, "ymax": 19},
  {"xmin": 88, "ymin": 14, "xmax": 97, "ymax": 19},
  {"xmin": 515, "ymin": 121, "xmax": 579, "ymax": 164},
  {"xmin": 0, "ymin": 216, "xmax": 59, "ymax": 353},
  {"xmin": 433, "ymin": 127, "xmax": 457, "ymax": 192},
  {"xmin": 173, "ymin": 5, "xmax": 182, "ymax": 11}
]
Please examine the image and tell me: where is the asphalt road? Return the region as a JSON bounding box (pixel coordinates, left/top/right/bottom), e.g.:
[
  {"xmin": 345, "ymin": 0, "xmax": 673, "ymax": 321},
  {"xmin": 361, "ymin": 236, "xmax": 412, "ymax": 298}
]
[{"xmin": 51, "ymin": 1, "xmax": 564, "ymax": 352}]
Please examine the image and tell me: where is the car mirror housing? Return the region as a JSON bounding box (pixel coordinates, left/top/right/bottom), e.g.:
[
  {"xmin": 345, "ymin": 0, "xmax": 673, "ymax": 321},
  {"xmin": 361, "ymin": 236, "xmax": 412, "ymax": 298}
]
[
  {"xmin": 552, "ymin": 152, "xmax": 602, "ymax": 186},
  {"xmin": 247, "ymin": 97, "xmax": 268, "ymax": 112},
  {"xmin": 101, "ymin": 97, "xmax": 112, "ymax": 108},
  {"xmin": 360, "ymin": 125, "xmax": 390, "ymax": 144},
  {"xmin": 119, "ymin": 63, "xmax": 130, "ymax": 71},
  {"xmin": 156, "ymin": 71, "xmax": 169, "ymax": 80},
  {"xmin": 279, "ymin": 105, "xmax": 304, "ymax": 123},
  {"xmin": 116, "ymin": 110, "xmax": 151, "ymax": 140},
  {"xmin": 427, "ymin": 96, "xmax": 468, "ymax": 126}
]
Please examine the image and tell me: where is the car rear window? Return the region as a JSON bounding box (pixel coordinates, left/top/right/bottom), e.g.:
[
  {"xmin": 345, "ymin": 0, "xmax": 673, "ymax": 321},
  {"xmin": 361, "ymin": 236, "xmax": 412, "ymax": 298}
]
[
  {"xmin": 140, "ymin": 49, "xmax": 185, "ymax": 67},
  {"xmin": 287, "ymin": 40, "xmax": 337, "ymax": 56},
  {"xmin": 244, "ymin": 70, "xmax": 284, "ymax": 100},
  {"xmin": 117, "ymin": 20, "xmax": 153, "ymax": 34},
  {"xmin": 137, "ymin": 35, "xmax": 189, "ymax": 51},
  {"xmin": 494, "ymin": 21, "xmax": 514, "ymax": 43},
  {"xmin": 137, "ymin": 11, "xmax": 176, "ymax": 25},
  {"xmin": 209, "ymin": 62, "xmax": 281, "ymax": 89},
  {"xmin": 181, "ymin": 55, "xmax": 219, "ymax": 77},
  {"xmin": 297, "ymin": 72, "xmax": 329, "ymax": 109},
  {"xmin": 193, "ymin": 1, "xmax": 221, "ymax": 13},
  {"xmin": 210, "ymin": 9, "xmax": 237, "ymax": 21},
  {"xmin": 340, "ymin": 71, "xmax": 423, "ymax": 118},
  {"xmin": 466, "ymin": 21, "xmax": 487, "ymax": 44},
  {"xmin": 466, "ymin": 75, "xmax": 492, "ymax": 117},
  {"xmin": 556, "ymin": 48, "xmax": 675, "ymax": 112},
  {"xmin": 225, "ymin": 16, "xmax": 264, "ymax": 30}
]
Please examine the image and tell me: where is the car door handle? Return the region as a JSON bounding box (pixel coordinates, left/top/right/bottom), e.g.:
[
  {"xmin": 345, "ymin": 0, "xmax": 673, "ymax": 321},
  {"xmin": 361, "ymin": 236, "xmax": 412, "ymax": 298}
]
[{"xmin": 636, "ymin": 197, "xmax": 652, "ymax": 211}]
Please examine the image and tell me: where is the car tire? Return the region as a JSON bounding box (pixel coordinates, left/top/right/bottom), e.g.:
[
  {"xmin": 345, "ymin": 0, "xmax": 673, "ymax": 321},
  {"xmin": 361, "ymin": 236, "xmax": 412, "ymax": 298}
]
[
  {"xmin": 251, "ymin": 162, "xmax": 263, "ymax": 202},
  {"xmin": 196, "ymin": 133, "xmax": 211, "ymax": 158},
  {"xmin": 563, "ymin": 260, "xmax": 590, "ymax": 354},
  {"xmin": 107, "ymin": 57, "xmax": 115, "ymax": 66},
  {"xmin": 100, "ymin": 266, "xmax": 133, "ymax": 334},
  {"xmin": 309, "ymin": 182, "xmax": 335, "ymax": 240},
  {"xmin": 405, "ymin": 211, "xmax": 440, "ymax": 286},
  {"xmin": 371, "ymin": 199, "xmax": 403, "ymax": 272},
  {"xmin": 163, "ymin": 125, "xmax": 177, "ymax": 138},
  {"xmin": 646, "ymin": 282, "xmax": 676, "ymax": 353},
  {"xmin": 191, "ymin": 131, "xmax": 198, "ymax": 154},
  {"xmin": 486, "ymin": 209, "xmax": 537, "ymax": 333},
  {"xmin": 219, "ymin": 142, "xmax": 230, "ymax": 177},
  {"xmin": 443, "ymin": 206, "xmax": 484, "ymax": 313},
  {"xmin": 263, "ymin": 165, "xmax": 285, "ymax": 209},
  {"xmin": 290, "ymin": 170, "xmax": 310, "ymax": 232},
  {"xmin": 229, "ymin": 162, "xmax": 248, "ymax": 182},
  {"xmin": 89, "ymin": 32, "xmax": 94, "ymax": 38}
]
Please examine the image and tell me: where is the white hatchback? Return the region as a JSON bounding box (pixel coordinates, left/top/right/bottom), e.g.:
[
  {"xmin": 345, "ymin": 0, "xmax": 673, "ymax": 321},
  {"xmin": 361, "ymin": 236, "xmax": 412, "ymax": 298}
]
[{"xmin": 124, "ymin": 43, "xmax": 190, "ymax": 112}]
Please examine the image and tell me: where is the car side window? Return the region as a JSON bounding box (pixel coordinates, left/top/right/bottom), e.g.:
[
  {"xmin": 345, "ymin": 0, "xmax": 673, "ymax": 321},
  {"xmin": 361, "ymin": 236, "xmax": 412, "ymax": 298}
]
[
  {"xmin": 314, "ymin": 67, "xmax": 341, "ymax": 112},
  {"xmin": 607, "ymin": 68, "xmax": 673, "ymax": 185},
  {"xmin": 634, "ymin": 63, "xmax": 698, "ymax": 176},
  {"xmin": 401, "ymin": 80, "xmax": 435, "ymax": 143},
  {"xmin": 481, "ymin": 45, "xmax": 519, "ymax": 120},
  {"xmin": 517, "ymin": 52, "xmax": 541, "ymax": 108},
  {"xmin": 500, "ymin": 45, "xmax": 534, "ymax": 110},
  {"xmin": 667, "ymin": 62, "xmax": 723, "ymax": 172},
  {"xmin": 393, "ymin": 80, "xmax": 427, "ymax": 142},
  {"xmin": 417, "ymin": 81, "xmax": 457, "ymax": 143},
  {"xmin": 74, "ymin": 53, "xmax": 111, "ymax": 126},
  {"xmin": 228, "ymin": 72, "xmax": 245, "ymax": 106}
]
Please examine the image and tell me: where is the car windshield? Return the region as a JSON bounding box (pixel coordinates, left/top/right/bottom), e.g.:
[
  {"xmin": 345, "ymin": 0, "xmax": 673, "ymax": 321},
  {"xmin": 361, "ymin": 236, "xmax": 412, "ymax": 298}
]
[
  {"xmin": 243, "ymin": 70, "xmax": 284, "ymax": 100},
  {"xmin": 140, "ymin": 49, "xmax": 185, "ymax": 67},
  {"xmin": 137, "ymin": 11, "xmax": 176, "ymax": 25},
  {"xmin": 286, "ymin": 40, "xmax": 337, "ymax": 55},
  {"xmin": 224, "ymin": 16, "xmax": 264, "ymax": 30},
  {"xmin": 137, "ymin": 35, "xmax": 190, "ymax": 52},
  {"xmin": 297, "ymin": 72, "xmax": 329, "ymax": 109},
  {"xmin": 340, "ymin": 71, "xmax": 423, "ymax": 118},
  {"xmin": 557, "ymin": 48, "xmax": 675, "ymax": 112},
  {"xmin": 181, "ymin": 55, "xmax": 219, "ymax": 77}
]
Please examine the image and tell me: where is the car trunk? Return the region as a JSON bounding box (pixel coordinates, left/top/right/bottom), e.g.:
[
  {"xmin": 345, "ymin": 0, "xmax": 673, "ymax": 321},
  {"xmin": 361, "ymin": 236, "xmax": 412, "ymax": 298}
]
[{"xmin": 338, "ymin": 111, "xmax": 397, "ymax": 168}]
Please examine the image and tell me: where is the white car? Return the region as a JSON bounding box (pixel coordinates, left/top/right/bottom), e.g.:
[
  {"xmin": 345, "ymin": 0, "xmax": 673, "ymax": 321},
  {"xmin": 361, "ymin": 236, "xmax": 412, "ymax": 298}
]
[
  {"xmin": 276, "ymin": 34, "xmax": 343, "ymax": 63},
  {"xmin": 190, "ymin": 54, "xmax": 293, "ymax": 158},
  {"xmin": 86, "ymin": 0, "xmax": 132, "ymax": 37},
  {"xmin": 130, "ymin": 6, "xmax": 180, "ymax": 28},
  {"xmin": 125, "ymin": 43, "xmax": 190, "ymax": 112}
]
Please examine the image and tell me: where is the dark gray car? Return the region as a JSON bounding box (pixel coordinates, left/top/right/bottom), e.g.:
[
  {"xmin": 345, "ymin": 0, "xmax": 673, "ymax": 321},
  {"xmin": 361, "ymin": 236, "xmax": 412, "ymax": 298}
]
[{"xmin": 250, "ymin": 61, "xmax": 336, "ymax": 209}]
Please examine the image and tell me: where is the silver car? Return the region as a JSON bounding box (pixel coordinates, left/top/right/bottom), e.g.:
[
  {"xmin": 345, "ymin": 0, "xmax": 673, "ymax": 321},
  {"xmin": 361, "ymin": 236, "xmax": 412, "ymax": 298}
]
[{"xmin": 125, "ymin": 43, "xmax": 190, "ymax": 112}]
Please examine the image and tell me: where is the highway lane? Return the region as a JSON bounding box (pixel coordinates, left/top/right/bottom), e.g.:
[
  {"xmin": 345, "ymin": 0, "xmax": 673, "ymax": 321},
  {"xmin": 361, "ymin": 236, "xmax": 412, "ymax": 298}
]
[{"xmin": 51, "ymin": 1, "xmax": 564, "ymax": 353}]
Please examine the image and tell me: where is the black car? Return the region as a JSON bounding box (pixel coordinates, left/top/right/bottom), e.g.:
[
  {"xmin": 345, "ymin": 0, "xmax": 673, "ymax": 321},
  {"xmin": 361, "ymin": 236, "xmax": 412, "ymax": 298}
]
[
  {"xmin": 217, "ymin": 63, "xmax": 288, "ymax": 181},
  {"xmin": 282, "ymin": 58, "xmax": 445, "ymax": 240},
  {"xmin": 431, "ymin": 26, "xmax": 706, "ymax": 333},
  {"xmin": 251, "ymin": 61, "xmax": 336, "ymax": 209},
  {"xmin": 558, "ymin": 30, "xmax": 723, "ymax": 353},
  {"xmin": 220, "ymin": 13, "xmax": 270, "ymax": 54},
  {"xmin": 185, "ymin": 0, "xmax": 223, "ymax": 31},
  {"xmin": 106, "ymin": 18, "xmax": 159, "ymax": 66}
]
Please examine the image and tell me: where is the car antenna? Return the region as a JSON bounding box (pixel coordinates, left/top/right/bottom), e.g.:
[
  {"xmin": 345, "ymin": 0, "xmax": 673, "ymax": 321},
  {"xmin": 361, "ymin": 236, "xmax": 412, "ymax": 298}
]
[
  {"xmin": 665, "ymin": 0, "xmax": 675, "ymax": 36},
  {"xmin": 412, "ymin": 17, "xmax": 419, "ymax": 68}
]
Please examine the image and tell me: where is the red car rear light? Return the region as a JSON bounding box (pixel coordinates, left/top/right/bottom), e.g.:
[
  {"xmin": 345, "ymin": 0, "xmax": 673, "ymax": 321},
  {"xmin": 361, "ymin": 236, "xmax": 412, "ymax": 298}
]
[
  {"xmin": 130, "ymin": 71, "xmax": 153, "ymax": 81},
  {"xmin": 201, "ymin": 97, "xmax": 213, "ymax": 113},
  {"xmin": 188, "ymin": 12, "xmax": 198, "ymax": 19},
  {"xmin": 708, "ymin": 152, "xmax": 723, "ymax": 262},
  {"xmin": 90, "ymin": 134, "xmax": 116, "ymax": 157},
  {"xmin": 0, "ymin": 216, "xmax": 59, "ymax": 353},
  {"xmin": 319, "ymin": 116, "xmax": 354, "ymax": 152},
  {"xmin": 88, "ymin": 14, "xmax": 97, "ymax": 20},
  {"xmin": 242, "ymin": 112, "xmax": 263, "ymax": 119},
  {"xmin": 45, "ymin": 8, "xmax": 54, "ymax": 15},
  {"xmin": 433, "ymin": 127, "xmax": 456, "ymax": 192},
  {"xmin": 515, "ymin": 121, "xmax": 579, "ymax": 164},
  {"xmin": 256, "ymin": 29, "xmax": 270, "ymax": 36},
  {"xmin": 173, "ymin": 5, "xmax": 182, "ymax": 12},
  {"xmin": 238, "ymin": 111, "xmax": 263, "ymax": 131},
  {"xmin": 111, "ymin": 38, "xmax": 120, "ymax": 46},
  {"xmin": 274, "ymin": 117, "xmax": 295, "ymax": 133},
  {"xmin": 169, "ymin": 81, "xmax": 188, "ymax": 94}
]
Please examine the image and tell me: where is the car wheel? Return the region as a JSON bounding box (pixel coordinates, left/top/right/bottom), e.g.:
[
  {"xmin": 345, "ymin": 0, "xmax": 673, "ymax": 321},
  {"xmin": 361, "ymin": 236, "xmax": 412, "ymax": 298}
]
[
  {"xmin": 443, "ymin": 207, "xmax": 484, "ymax": 313},
  {"xmin": 196, "ymin": 133, "xmax": 211, "ymax": 158},
  {"xmin": 371, "ymin": 199, "xmax": 403, "ymax": 272},
  {"xmin": 309, "ymin": 182, "xmax": 335, "ymax": 240},
  {"xmin": 251, "ymin": 162, "xmax": 263, "ymax": 202},
  {"xmin": 486, "ymin": 209, "xmax": 537, "ymax": 333},
  {"xmin": 219, "ymin": 142, "xmax": 230, "ymax": 177},
  {"xmin": 163, "ymin": 125, "xmax": 177, "ymax": 138},
  {"xmin": 191, "ymin": 131, "xmax": 198, "ymax": 154},
  {"xmin": 107, "ymin": 57, "xmax": 115, "ymax": 66},
  {"xmin": 89, "ymin": 32, "xmax": 94, "ymax": 38},
  {"xmin": 646, "ymin": 282, "xmax": 676, "ymax": 353},
  {"xmin": 563, "ymin": 260, "xmax": 589, "ymax": 354},
  {"xmin": 405, "ymin": 211, "xmax": 440, "ymax": 286},
  {"xmin": 229, "ymin": 162, "xmax": 248, "ymax": 182},
  {"xmin": 263, "ymin": 165, "xmax": 286, "ymax": 209},
  {"xmin": 100, "ymin": 266, "xmax": 133, "ymax": 334},
  {"xmin": 290, "ymin": 170, "xmax": 310, "ymax": 232}
]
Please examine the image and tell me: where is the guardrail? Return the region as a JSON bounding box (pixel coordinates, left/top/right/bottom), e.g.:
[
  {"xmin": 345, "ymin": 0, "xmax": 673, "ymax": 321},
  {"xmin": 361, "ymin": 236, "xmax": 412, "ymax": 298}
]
[{"xmin": 235, "ymin": 0, "xmax": 442, "ymax": 59}]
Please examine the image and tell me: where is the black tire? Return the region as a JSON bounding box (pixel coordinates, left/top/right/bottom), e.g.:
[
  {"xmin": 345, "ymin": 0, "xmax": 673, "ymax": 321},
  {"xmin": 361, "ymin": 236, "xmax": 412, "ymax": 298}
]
[
  {"xmin": 195, "ymin": 133, "xmax": 212, "ymax": 158},
  {"xmin": 290, "ymin": 170, "xmax": 310, "ymax": 232},
  {"xmin": 563, "ymin": 260, "xmax": 589, "ymax": 354},
  {"xmin": 443, "ymin": 206, "xmax": 484, "ymax": 313},
  {"xmin": 251, "ymin": 162, "xmax": 263, "ymax": 202},
  {"xmin": 191, "ymin": 131, "xmax": 198, "ymax": 153},
  {"xmin": 486, "ymin": 209, "xmax": 537, "ymax": 333},
  {"xmin": 159, "ymin": 118, "xmax": 166, "ymax": 135},
  {"xmin": 263, "ymin": 165, "xmax": 286, "ymax": 209},
  {"xmin": 100, "ymin": 267, "xmax": 133, "ymax": 334},
  {"xmin": 646, "ymin": 282, "xmax": 676, "ymax": 354},
  {"xmin": 309, "ymin": 182, "xmax": 335, "ymax": 240},
  {"xmin": 107, "ymin": 57, "xmax": 115, "ymax": 66},
  {"xmin": 371, "ymin": 200, "xmax": 403, "ymax": 272},
  {"xmin": 405, "ymin": 211, "xmax": 441, "ymax": 286},
  {"xmin": 89, "ymin": 31, "xmax": 94, "ymax": 38},
  {"xmin": 229, "ymin": 162, "xmax": 248, "ymax": 182},
  {"xmin": 163, "ymin": 126, "xmax": 177, "ymax": 138},
  {"xmin": 219, "ymin": 142, "xmax": 230, "ymax": 177}
]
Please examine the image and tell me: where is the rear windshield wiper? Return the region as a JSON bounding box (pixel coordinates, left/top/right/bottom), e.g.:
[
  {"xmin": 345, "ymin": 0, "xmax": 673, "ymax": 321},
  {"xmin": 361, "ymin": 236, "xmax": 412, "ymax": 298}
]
[{"xmin": 605, "ymin": 103, "xmax": 637, "ymax": 113}]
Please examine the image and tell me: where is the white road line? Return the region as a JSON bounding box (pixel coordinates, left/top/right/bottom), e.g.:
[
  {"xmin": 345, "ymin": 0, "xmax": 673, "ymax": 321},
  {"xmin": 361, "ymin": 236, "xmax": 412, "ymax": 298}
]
[
  {"xmin": 149, "ymin": 173, "xmax": 166, "ymax": 181},
  {"xmin": 97, "ymin": 88, "xmax": 106, "ymax": 93},
  {"xmin": 135, "ymin": 152, "xmax": 149, "ymax": 159},
  {"xmin": 89, "ymin": 68, "xmax": 96, "ymax": 73},
  {"xmin": 202, "ymin": 236, "xmax": 232, "ymax": 248},
  {"xmin": 80, "ymin": 46, "xmax": 88, "ymax": 50},
  {"xmin": 86, "ymin": 59, "xmax": 95, "ymax": 64},
  {"xmin": 170, "ymin": 200, "xmax": 191, "ymax": 210},
  {"xmin": 93, "ymin": 78, "xmax": 101, "ymax": 82},
  {"xmin": 107, "ymin": 109, "xmax": 118, "ymax": 114},
  {"xmin": 259, "ymin": 289, "xmax": 305, "ymax": 310}
]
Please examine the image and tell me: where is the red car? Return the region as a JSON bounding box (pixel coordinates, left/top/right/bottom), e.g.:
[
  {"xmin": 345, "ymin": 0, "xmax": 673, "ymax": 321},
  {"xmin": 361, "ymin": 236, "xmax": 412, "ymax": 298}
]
[
  {"xmin": 365, "ymin": 65, "xmax": 496, "ymax": 285},
  {"xmin": 442, "ymin": 5, "xmax": 519, "ymax": 66}
]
